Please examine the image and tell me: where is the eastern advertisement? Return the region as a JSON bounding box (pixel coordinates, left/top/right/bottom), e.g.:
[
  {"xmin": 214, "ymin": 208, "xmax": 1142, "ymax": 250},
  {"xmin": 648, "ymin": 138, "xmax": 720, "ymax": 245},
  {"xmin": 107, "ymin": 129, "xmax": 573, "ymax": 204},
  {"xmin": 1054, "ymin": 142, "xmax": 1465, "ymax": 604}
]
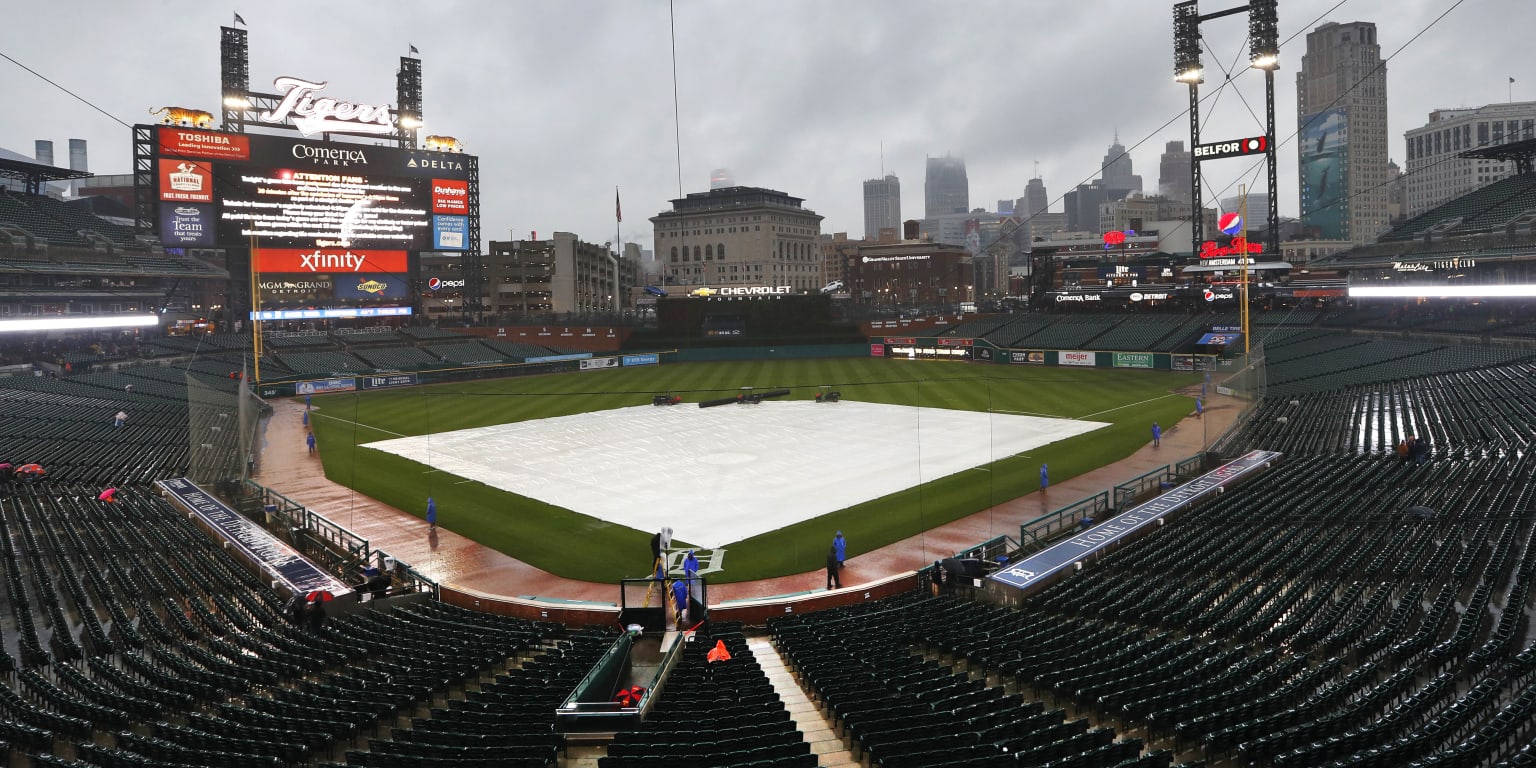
[{"xmin": 1113, "ymin": 352, "xmax": 1154, "ymax": 369}]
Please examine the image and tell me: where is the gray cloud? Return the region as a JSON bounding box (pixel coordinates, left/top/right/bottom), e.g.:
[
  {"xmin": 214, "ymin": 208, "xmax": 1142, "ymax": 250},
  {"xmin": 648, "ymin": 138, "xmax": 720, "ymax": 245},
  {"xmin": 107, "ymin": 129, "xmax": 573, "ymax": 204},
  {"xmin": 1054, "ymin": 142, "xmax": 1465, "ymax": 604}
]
[{"xmin": 2, "ymin": 0, "xmax": 1527, "ymax": 248}]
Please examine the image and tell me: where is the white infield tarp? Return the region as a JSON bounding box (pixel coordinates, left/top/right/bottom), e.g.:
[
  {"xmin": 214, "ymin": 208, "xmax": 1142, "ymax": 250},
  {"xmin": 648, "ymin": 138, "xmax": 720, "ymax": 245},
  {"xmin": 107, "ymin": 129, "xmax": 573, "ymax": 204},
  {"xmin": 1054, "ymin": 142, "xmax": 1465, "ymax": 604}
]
[{"xmin": 363, "ymin": 400, "xmax": 1107, "ymax": 548}]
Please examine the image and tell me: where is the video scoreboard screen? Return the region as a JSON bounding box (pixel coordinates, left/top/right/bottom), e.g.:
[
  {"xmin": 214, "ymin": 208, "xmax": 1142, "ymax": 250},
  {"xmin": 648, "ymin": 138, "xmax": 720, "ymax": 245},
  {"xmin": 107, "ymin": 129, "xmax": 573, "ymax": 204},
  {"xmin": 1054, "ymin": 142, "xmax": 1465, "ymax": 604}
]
[
  {"xmin": 149, "ymin": 125, "xmax": 474, "ymax": 317},
  {"xmin": 151, "ymin": 126, "xmax": 472, "ymax": 254}
]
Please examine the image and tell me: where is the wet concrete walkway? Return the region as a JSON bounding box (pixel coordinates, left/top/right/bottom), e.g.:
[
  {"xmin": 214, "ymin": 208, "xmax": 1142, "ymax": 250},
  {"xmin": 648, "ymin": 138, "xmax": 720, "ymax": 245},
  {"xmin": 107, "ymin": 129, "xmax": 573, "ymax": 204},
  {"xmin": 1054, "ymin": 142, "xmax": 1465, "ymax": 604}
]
[{"xmin": 253, "ymin": 385, "xmax": 1238, "ymax": 604}]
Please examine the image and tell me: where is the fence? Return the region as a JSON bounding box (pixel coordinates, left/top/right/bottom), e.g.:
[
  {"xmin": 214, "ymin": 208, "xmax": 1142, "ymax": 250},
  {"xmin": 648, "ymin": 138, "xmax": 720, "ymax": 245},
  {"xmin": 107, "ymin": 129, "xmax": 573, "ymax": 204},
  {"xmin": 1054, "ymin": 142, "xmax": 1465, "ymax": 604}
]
[
  {"xmin": 186, "ymin": 366, "xmax": 264, "ymax": 487},
  {"xmin": 1208, "ymin": 342, "xmax": 1267, "ymax": 457}
]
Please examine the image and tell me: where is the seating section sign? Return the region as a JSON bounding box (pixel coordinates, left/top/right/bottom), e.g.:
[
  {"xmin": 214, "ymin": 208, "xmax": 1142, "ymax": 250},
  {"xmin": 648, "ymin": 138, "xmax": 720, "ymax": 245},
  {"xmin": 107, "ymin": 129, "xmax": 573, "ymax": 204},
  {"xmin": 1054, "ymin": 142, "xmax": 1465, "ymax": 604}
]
[
  {"xmin": 989, "ymin": 450, "xmax": 1282, "ymax": 590},
  {"xmin": 158, "ymin": 478, "xmax": 351, "ymax": 597}
]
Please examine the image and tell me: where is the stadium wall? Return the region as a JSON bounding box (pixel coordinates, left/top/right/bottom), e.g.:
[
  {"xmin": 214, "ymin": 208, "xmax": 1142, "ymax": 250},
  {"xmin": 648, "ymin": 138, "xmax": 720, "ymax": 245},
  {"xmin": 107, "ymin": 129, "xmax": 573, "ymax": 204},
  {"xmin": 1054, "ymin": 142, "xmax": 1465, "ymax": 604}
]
[
  {"xmin": 453, "ymin": 325, "xmax": 631, "ymax": 352},
  {"xmin": 438, "ymin": 571, "xmax": 918, "ymax": 627}
]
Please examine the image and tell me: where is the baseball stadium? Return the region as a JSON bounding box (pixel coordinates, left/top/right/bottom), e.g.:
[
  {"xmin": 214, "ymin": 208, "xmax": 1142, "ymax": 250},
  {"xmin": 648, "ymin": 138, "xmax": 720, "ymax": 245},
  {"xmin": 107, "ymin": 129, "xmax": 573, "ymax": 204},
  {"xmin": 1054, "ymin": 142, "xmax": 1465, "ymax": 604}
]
[{"xmin": 5, "ymin": 6, "xmax": 1536, "ymax": 768}]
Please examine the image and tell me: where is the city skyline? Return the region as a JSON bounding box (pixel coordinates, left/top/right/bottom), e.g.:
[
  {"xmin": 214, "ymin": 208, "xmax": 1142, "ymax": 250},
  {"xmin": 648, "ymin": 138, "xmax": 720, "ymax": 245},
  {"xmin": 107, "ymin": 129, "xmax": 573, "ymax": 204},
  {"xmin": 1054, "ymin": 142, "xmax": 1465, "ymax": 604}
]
[{"xmin": 1, "ymin": 1, "xmax": 1528, "ymax": 251}]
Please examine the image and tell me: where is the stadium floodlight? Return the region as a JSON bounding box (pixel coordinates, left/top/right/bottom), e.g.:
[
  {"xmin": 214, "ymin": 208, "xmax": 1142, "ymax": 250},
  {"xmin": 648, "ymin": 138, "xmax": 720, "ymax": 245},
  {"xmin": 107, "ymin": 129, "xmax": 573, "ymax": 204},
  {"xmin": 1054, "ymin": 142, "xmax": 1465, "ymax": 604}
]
[
  {"xmin": 1249, "ymin": 0, "xmax": 1280, "ymax": 69},
  {"xmin": 0, "ymin": 314, "xmax": 160, "ymax": 333},
  {"xmin": 398, "ymin": 116, "xmax": 423, "ymax": 129},
  {"xmin": 1349, "ymin": 284, "xmax": 1536, "ymax": 299},
  {"xmin": 1173, "ymin": 1, "xmax": 1203, "ymax": 84},
  {"xmin": 223, "ymin": 96, "xmax": 251, "ymax": 108}
]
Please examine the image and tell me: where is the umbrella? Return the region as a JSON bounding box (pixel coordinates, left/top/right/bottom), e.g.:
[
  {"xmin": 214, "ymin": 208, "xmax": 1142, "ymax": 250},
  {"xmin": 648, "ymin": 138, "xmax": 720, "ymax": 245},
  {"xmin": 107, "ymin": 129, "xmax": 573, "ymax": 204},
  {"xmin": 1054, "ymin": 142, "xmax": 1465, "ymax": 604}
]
[
  {"xmin": 0, "ymin": 463, "xmax": 12, "ymax": 472},
  {"xmin": 305, "ymin": 590, "xmax": 334, "ymax": 603},
  {"xmin": 706, "ymin": 639, "xmax": 732, "ymax": 663},
  {"xmin": 16, "ymin": 464, "xmax": 45, "ymax": 476},
  {"xmin": 98, "ymin": 488, "xmax": 119, "ymax": 502}
]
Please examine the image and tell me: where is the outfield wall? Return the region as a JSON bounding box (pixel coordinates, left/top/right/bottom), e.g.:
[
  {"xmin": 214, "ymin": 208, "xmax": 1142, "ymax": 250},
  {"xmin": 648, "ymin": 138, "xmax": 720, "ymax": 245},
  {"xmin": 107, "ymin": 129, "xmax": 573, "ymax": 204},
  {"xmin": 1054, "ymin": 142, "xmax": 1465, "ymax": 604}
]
[{"xmin": 870, "ymin": 336, "xmax": 1220, "ymax": 371}]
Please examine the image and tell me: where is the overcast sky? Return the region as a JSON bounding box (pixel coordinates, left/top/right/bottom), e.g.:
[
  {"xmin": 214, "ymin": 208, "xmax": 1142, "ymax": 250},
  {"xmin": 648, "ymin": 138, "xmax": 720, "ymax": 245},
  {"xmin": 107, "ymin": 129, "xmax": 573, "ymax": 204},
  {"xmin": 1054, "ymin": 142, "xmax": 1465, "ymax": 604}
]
[{"xmin": 1, "ymin": 0, "xmax": 1528, "ymax": 251}]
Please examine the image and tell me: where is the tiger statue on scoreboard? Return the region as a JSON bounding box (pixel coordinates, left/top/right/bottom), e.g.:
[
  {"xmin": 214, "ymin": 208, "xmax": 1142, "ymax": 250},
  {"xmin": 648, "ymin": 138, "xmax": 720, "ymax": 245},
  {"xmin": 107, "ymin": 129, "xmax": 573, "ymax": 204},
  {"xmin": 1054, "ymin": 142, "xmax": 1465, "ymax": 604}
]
[
  {"xmin": 424, "ymin": 135, "xmax": 463, "ymax": 152},
  {"xmin": 149, "ymin": 107, "xmax": 215, "ymax": 129}
]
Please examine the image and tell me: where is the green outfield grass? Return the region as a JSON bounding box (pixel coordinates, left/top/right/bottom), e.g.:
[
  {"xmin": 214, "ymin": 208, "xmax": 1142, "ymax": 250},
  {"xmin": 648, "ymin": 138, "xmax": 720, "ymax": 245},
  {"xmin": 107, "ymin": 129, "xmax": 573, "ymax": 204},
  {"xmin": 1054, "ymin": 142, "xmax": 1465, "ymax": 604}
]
[{"xmin": 309, "ymin": 358, "xmax": 1199, "ymax": 583}]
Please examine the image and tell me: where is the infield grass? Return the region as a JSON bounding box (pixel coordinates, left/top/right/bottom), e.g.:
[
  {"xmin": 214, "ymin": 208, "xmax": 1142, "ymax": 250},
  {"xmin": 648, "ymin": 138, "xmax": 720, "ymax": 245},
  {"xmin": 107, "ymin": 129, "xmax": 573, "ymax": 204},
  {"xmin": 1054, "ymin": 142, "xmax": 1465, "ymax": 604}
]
[{"xmin": 309, "ymin": 358, "xmax": 1199, "ymax": 582}]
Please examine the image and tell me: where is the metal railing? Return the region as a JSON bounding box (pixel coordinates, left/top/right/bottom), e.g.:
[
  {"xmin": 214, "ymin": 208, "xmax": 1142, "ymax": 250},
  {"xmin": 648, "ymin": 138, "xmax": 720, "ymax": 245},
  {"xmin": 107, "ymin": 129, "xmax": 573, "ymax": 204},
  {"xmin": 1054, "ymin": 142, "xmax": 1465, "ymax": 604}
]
[
  {"xmin": 1114, "ymin": 465, "xmax": 1174, "ymax": 510},
  {"xmin": 236, "ymin": 479, "xmax": 438, "ymax": 597}
]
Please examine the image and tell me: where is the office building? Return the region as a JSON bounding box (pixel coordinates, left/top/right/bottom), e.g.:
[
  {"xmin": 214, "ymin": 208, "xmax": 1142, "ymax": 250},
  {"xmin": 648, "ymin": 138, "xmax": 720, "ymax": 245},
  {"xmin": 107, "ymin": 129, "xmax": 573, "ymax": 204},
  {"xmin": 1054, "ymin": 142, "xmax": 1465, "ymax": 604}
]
[
  {"xmin": 1099, "ymin": 136, "xmax": 1143, "ymax": 195},
  {"xmin": 1296, "ymin": 21, "xmax": 1389, "ymax": 244},
  {"xmin": 650, "ymin": 186, "xmax": 825, "ymax": 293},
  {"xmin": 1158, "ymin": 141, "xmax": 1193, "ymax": 203},
  {"xmin": 1403, "ymin": 101, "xmax": 1536, "ymax": 218},
  {"xmin": 924, "ymin": 155, "xmax": 969, "ymax": 218},
  {"xmin": 1219, "ymin": 193, "xmax": 1272, "ymax": 234},
  {"xmin": 840, "ymin": 240, "xmax": 972, "ymax": 307},
  {"xmin": 1020, "ymin": 177, "xmax": 1049, "ymax": 219},
  {"xmin": 480, "ymin": 234, "xmax": 636, "ymax": 317},
  {"xmin": 862, "ymin": 175, "xmax": 901, "ymax": 240}
]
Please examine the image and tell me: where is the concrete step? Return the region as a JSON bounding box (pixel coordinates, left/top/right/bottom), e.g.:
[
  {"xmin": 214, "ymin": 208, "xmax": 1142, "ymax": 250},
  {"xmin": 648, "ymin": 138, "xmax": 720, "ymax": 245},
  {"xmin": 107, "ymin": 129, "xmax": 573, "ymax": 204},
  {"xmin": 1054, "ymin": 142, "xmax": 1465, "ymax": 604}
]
[{"xmin": 747, "ymin": 635, "xmax": 861, "ymax": 768}]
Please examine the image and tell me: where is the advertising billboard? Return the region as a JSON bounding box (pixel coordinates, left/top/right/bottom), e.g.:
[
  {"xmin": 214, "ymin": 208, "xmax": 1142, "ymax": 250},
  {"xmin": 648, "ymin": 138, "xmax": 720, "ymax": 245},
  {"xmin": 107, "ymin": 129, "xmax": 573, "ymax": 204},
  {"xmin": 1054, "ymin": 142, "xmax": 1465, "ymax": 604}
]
[
  {"xmin": 151, "ymin": 126, "xmax": 472, "ymax": 253},
  {"xmin": 159, "ymin": 203, "xmax": 216, "ymax": 246},
  {"xmin": 1060, "ymin": 351, "xmax": 1096, "ymax": 366},
  {"xmin": 1112, "ymin": 352, "xmax": 1154, "ymax": 369},
  {"xmin": 1299, "ymin": 108, "xmax": 1348, "ymax": 241},
  {"xmin": 253, "ymin": 248, "xmax": 408, "ymax": 274},
  {"xmin": 432, "ymin": 215, "xmax": 468, "ymax": 250}
]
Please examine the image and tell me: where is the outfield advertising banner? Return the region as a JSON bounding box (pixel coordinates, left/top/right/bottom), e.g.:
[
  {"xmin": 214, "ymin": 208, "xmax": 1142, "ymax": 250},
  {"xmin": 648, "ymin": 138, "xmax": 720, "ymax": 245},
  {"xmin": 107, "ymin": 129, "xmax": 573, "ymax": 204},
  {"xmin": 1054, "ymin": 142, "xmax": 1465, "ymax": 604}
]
[
  {"xmin": 579, "ymin": 357, "xmax": 620, "ymax": 371},
  {"xmin": 295, "ymin": 378, "xmax": 357, "ymax": 394},
  {"xmin": 1172, "ymin": 355, "xmax": 1195, "ymax": 371},
  {"xmin": 1009, "ymin": 351, "xmax": 1044, "ymax": 365},
  {"xmin": 1060, "ymin": 351, "xmax": 1096, "ymax": 366},
  {"xmin": 622, "ymin": 353, "xmax": 660, "ymax": 367},
  {"xmin": 361, "ymin": 373, "xmax": 418, "ymax": 389},
  {"xmin": 870, "ymin": 344, "xmax": 885, "ymax": 357},
  {"xmin": 1113, "ymin": 352, "xmax": 1154, "ymax": 369}
]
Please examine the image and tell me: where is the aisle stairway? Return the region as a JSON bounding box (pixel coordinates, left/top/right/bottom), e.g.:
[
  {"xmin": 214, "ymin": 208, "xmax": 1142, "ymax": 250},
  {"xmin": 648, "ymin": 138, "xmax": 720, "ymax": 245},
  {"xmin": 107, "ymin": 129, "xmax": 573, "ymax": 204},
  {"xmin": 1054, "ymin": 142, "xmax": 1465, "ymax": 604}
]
[{"xmin": 749, "ymin": 636, "xmax": 859, "ymax": 768}]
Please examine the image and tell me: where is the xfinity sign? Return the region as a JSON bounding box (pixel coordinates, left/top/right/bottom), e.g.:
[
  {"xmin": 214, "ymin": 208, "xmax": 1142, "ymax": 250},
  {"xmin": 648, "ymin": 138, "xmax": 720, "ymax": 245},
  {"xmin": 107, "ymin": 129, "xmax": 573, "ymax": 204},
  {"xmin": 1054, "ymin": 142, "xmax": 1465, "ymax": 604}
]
[{"xmin": 1193, "ymin": 135, "xmax": 1269, "ymax": 162}]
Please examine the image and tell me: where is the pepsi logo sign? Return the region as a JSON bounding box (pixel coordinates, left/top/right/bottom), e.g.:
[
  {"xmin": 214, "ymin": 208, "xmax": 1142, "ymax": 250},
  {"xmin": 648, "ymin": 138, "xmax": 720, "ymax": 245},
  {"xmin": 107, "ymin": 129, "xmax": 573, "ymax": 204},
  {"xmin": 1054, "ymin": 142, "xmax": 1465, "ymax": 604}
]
[
  {"xmin": 1219, "ymin": 212, "xmax": 1244, "ymax": 236},
  {"xmin": 428, "ymin": 277, "xmax": 441, "ymax": 290}
]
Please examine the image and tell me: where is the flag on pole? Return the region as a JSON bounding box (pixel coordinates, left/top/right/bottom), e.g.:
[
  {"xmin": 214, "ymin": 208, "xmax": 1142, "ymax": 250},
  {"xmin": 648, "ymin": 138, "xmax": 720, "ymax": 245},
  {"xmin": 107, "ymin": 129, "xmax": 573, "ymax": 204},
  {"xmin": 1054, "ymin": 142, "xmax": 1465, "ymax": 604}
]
[
  {"xmin": 410, "ymin": 44, "xmax": 420, "ymax": 55},
  {"xmin": 616, "ymin": 188, "xmax": 622, "ymax": 223},
  {"xmin": 233, "ymin": 12, "xmax": 246, "ymax": 25}
]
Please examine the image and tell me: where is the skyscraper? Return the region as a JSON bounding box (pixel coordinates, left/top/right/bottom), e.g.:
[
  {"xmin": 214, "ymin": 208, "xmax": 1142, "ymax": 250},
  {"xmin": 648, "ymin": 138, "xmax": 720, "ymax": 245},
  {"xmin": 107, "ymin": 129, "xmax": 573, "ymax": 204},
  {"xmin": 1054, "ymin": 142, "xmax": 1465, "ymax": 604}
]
[
  {"xmin": 1021, "ymin": 177, "xmax": 1049, "ymax": 219},
  {"xmin": 1099, "ymin": 135, "xmax": 1142, "ymax": 195},
  {"xmin": 1297, "ymin": 21, "xmax": 1388, "ymax": 244},
  {"xmin": 924, "ymin": 155, "xmax": 969, "ymax": 218},
  {"xmin": 863, "ymin": 175, "xmax": 901, "ymax": 240},
  {"xmin": 1158, "ymin": 140, "xmax": 1193, "ymax": 203}
]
